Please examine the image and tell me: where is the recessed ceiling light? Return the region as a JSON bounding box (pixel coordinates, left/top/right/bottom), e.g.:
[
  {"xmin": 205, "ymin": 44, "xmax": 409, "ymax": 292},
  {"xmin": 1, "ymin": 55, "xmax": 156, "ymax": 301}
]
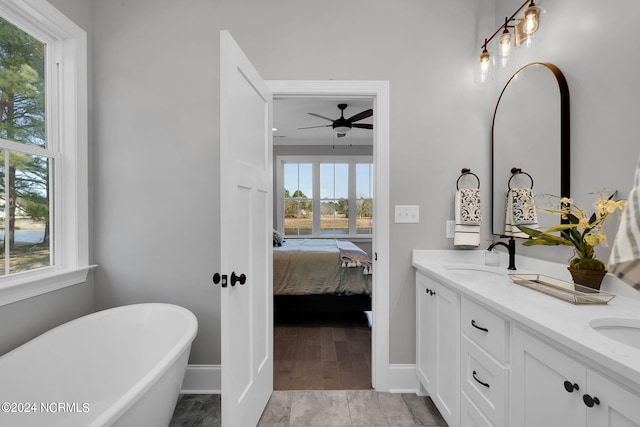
[{"xmin": 272, "ymin": 127, "xmax": 278, "ymax": 132}]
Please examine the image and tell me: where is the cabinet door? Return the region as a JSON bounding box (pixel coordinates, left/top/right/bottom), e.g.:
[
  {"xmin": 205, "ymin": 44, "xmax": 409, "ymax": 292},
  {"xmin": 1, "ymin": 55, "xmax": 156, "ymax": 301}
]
[
  {"xmin": 415, "ymin": 272, "xmax": 460, "ymax": 427},
  {"xmin": 587, "ymin": 370, "xmax": 640, "ymax": 427},
  {"xmin": 416, "ymin": 273, "xmax": 436, "ymax": 392},
  {"xmin": 511, "ymin": 326, "xmax": 586, "ymax": 427},
  {"xmin": 434, "ymin": 280, "xmax": 460, "ymax": 427}
]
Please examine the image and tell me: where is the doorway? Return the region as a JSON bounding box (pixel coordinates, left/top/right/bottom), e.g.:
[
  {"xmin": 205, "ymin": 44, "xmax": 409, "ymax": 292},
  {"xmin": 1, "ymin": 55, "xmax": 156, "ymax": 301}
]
[{"xmin": 266, "ymin": 80, "xmax": 390, "ymax": 391}]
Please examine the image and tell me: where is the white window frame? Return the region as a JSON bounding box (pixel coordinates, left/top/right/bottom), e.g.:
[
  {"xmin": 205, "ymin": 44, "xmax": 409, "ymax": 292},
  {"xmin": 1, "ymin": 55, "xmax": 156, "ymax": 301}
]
[
  {"xmin": 0, "ymin": 0, "xmax": 92, "ymax": 306},
  {"xmin": 276, "ymin": 155, "xmax": 373, "ymax": 238}
]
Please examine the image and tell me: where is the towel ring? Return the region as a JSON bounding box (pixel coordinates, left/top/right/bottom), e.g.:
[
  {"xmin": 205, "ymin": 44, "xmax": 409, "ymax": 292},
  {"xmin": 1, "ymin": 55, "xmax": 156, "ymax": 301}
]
[
  {"xmin": 508, "ymin": 167, "xmax": 534, "ymax": 190},
  {"xmin": 457, "ymin": 168, "xmax": 480, "ymax": 190}
]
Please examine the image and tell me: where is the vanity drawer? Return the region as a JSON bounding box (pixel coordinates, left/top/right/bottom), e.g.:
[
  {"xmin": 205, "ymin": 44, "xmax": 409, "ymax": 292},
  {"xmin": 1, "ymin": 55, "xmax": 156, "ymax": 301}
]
[
  {"xmin": 461, "ymin": 335, "xmax": 509, "ymax": 427},
  {"xmin": 461, "ymin": 391, "xmax": 494, "ymax": 427},
  {"xmin": 462, "ymin": 297, "xmax": 509, "ymax": 364}
]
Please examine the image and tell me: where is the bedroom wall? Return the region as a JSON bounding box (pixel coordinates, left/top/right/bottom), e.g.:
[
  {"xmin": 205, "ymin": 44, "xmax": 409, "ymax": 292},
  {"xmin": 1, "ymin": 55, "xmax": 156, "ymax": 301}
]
[
  {"xmin": 0, "ymin": 0, "xmax": 95, "ymax": 357},
  {"xmin": 91, "ymin": 0, "xmax": 491, "ymax": 366}
]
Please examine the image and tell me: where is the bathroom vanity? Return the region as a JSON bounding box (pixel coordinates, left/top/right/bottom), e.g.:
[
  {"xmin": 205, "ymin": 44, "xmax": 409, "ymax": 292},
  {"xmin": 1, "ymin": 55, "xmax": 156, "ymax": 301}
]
[{"xmin": 413, "ymin": 250, "xmax": 640, "ymax": 427}]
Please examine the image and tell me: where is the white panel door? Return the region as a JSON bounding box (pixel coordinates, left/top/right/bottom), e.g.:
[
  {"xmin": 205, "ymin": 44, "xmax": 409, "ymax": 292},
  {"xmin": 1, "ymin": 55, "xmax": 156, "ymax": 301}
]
[
  {"xmin": 587, "ymin": 369, "xmax": 640, "ymax": 427},
  {"xmin": 219, "ymin": 30, "xmax": 273, "ymax": 427},
  {"xmin": 511, "ymin": 327, "xmax": 585, "ymax": 427}
]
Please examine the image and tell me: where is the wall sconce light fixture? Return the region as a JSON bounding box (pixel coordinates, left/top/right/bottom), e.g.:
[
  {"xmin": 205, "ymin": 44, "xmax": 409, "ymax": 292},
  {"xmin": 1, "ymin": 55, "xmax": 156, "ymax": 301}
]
[{"xmin": 479, "ymin": 0, "xmax": 542, "ymax": 80}]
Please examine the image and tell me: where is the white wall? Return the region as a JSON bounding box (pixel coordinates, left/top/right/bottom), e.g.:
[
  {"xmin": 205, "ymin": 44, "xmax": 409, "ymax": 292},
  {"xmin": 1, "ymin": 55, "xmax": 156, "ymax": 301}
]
[
  {"xmin": 90, "ymin": 0, "xmax": 489, "ymax": 365},
  {"xmin": 83, "ymin": 0, "xmax": 640, "ymax": 368}
]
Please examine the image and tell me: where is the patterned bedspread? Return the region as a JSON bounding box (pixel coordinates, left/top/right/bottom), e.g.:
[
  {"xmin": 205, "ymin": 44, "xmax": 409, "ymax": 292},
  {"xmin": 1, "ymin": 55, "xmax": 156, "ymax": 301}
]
[{"xmin": 273, "ymin": 239, "xmax": 372, "ymax": 295}]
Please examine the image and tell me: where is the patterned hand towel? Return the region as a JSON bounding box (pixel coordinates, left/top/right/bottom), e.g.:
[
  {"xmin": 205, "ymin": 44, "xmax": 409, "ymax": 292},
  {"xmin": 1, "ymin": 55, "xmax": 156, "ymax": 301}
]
[
  {"xmin": 609, "ymin": 155, "xmax": 640, "ymax": 290},
  {"xmin": 454, "ymin": 189, "xmax": 481, "ymax": 247},
  {"xmin": 504, "ymin": 188, "xmax": 538, "ymax": 238}
]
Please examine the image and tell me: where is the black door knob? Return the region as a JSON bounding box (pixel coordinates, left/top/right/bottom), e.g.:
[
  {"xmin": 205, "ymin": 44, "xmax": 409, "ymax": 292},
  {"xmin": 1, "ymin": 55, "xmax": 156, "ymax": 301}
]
[
  {"xmin": 563, "ymin": 381, "xmax": 579, "ymax": 393},
  {"xmin": 583, "ymin": 394, "xmax": 600, "ymax": 407},
  {"xmin": 231, "ymin": 272, "xmax": 246, "ymax": 286}
]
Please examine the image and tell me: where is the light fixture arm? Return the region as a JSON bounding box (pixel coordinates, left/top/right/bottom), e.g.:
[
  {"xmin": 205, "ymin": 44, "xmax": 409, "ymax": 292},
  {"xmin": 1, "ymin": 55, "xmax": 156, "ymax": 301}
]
[{"xmin": 481, "ymin": 0, "xmax": 535, "ymax": 50}]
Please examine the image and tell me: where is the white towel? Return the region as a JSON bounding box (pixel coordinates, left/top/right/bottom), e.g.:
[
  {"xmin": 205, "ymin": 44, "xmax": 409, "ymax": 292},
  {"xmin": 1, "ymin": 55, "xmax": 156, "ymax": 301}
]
[
  {"xmin": 454, "ymin": 189, "xmax": 481, "ymax": 247},
  {"xmin": 504, "ymin": 188, "xmax": 538, "ymax": 238},
  {"xmin": 609, "ymin": 154, "xmax": 640, "ymax": 290}
]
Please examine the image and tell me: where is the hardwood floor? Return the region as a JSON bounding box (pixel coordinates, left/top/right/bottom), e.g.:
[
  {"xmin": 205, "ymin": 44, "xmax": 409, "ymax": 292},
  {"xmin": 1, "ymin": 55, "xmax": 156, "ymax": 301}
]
[{"xmin": 274, "ymin": 311, "xmax": 372, "ymax": 390}]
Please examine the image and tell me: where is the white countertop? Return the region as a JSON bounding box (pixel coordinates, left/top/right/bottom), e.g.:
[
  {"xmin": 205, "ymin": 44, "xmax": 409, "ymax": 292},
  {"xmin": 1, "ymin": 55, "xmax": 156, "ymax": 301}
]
[{"xmin": 412, "ymin": 249, "xmax": 640, "ymax": 389}]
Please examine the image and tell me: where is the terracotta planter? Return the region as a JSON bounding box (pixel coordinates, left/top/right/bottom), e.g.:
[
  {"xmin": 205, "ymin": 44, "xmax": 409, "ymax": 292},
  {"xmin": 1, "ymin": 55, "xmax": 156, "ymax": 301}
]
[{"xmin": 567, "ymin": 267, "xmax": 607, "ymax": 290}]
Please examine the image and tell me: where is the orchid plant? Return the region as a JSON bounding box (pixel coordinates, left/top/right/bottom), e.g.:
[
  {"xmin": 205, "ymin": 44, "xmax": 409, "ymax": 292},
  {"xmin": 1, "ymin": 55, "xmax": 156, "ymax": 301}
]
[{"xmin": 518, "ymin": 192, "xmax": 626, "ymax": 271}]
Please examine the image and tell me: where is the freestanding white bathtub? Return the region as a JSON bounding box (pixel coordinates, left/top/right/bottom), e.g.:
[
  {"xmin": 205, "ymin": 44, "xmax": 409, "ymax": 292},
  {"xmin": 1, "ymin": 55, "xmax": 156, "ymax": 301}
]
[{"xmin": 0, "ymin": 303, "xmax": 198, "ymax": 427}]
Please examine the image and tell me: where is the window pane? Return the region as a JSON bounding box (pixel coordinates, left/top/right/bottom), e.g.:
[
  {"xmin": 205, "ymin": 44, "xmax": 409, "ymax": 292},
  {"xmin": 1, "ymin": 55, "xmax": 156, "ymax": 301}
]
[
  {"xmin": 356, "ymin": 163, "xmax": 373, "ymax": 235},
  {"xmin": 284, "ymin": 199, "xmax": 312, "ymax": 236},
  {"xmin": 320, "ymin": 163, "xmax": 348, "ymax": 199},
  {"xmin": 0, "ymin": 17, "xmax": 46, "ymax": 148},
  {"xmin": 284, "ymin": 163, "xmax": 312, "ymax": 236},
  {"xmin": 284, "ymin": 163, "xmax": 312, "ymax": 198},
  {"xmin": 356, "ymin": 198, "xmax": 373, "ymax": 235},
  {"xmin": 356, "ymin": 163, "xmax": 372, "ymax": 198},
  {"xmin": 0, "ymin": 150, "xmax": 51, "ymax": 275},
  {"xmin": 320, "ymin": 199, "xmax": 348, "ymax": 235}
]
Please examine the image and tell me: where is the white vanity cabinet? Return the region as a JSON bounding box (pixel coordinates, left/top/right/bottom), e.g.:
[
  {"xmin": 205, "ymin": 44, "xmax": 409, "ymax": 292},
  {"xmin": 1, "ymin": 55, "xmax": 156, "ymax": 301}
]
[
  {"xmin": 416, "ymin": 271, "xmax": 460, "ymax": 427},
  {"xmin": 512, "ymin": 326, "xmax": 640, "ymax": 427},
  {"xmin": 460, "ymin": 297, "xmax": 510, "ymax": 427},
  {"xmin": 413, "ymin": 250, "xmax": 640, "ymax": 427}
]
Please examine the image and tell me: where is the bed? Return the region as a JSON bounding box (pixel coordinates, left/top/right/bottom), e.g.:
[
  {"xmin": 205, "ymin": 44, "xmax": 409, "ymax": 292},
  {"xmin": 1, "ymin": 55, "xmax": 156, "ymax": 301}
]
[{"xmin": 273, "ymin": 238, "xmax": 372, "ymax": 313}]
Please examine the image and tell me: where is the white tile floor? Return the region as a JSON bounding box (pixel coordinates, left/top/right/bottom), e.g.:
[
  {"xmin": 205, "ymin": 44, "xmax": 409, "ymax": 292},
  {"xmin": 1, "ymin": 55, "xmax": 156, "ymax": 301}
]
[{"xmin": 170, "ymin": 391, "xmax": 447, "ymax": 427}]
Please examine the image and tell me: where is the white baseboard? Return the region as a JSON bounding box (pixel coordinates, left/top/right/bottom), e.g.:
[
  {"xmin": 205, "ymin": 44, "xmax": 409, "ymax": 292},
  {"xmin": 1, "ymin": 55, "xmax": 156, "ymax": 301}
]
[
  {"xmin": 181, "ymin": 364, "xmax": 221, "ymax": 394},
  {"xmin": 181, "ymin": 363, "xmax": 420, "ymax": 395},
  {"xmin": 387, "ymin": 364, "xmax": 423, "ymax": 394}
]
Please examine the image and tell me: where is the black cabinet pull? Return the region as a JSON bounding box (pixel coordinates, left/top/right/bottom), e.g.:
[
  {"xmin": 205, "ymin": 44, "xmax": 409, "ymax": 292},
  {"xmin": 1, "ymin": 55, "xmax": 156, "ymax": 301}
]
[
  {"xmin": 583, "ymin": 394, "xmax": 600, "ymax": 407},
  {"xmin": 472, "ymin": 370, "xmax": 490, "ymax": 388},
  {"xmin": 563, "ymin": 381, "xmax": 579, "ymax": 393},
  {"xmin": 425, "ymin": 288, "xmax": 435, "ymax": 296},
  {"xmin": 471, "ymin": 319, "xmax": 489, "ymax": 332}
]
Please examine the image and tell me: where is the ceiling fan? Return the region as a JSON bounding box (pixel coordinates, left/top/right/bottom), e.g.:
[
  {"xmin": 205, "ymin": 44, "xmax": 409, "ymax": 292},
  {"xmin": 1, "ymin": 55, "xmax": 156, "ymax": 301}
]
[{"xmin": 298, "ymin": 103, "xmax": 373, "ymax": 138}]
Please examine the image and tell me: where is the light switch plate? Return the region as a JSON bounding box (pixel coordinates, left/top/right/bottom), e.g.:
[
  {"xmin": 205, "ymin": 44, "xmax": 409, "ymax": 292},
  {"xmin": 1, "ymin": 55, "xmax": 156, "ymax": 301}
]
[{"xmin": 395, "ymin": 205, "xmax": 419, "ymax": 223}]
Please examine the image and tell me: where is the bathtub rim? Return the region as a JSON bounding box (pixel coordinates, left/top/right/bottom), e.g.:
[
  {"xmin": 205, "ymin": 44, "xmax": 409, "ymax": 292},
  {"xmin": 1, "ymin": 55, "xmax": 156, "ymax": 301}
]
[{"xmin": 0, "ymin": 302, "xmax": 198, "ymax": 427}]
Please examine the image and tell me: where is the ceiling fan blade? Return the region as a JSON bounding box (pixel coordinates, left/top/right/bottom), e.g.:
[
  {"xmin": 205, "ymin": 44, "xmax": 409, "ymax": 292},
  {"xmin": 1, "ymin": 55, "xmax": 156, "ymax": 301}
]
[
  {"xmin": 346, "ymin": 109, "xmax": 373, "ymax": 123},
  {"xmin": 308, "ymin": 112, "xmax": 335, "ymax": 122},
  {"xmin": 297, "ymin": 124, "xmax": 332, "ymax": 130},
  {"xmin": 351, "ymin": 123, "xmax": 373, "ymax": 129}
]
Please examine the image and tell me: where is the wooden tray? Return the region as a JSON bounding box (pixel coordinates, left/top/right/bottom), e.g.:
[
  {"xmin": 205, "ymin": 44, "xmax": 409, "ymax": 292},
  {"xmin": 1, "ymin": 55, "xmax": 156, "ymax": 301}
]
[{"xmin": 508, "ymin": 274, "xmax": 616, "ymax": 305}]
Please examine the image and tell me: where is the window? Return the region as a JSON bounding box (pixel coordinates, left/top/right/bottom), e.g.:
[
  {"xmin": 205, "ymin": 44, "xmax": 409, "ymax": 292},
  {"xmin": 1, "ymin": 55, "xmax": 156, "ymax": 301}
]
[
  {"xmin": 0, "ymin": 16, "xmax": 50, "ymax": 275},
  {"xmin": 0, "ymin": 0, "xmax": 89, "ymax": 305},
  {"xmin": 278, "ymin": 156, "xmax": 373, "ymax": 237}
]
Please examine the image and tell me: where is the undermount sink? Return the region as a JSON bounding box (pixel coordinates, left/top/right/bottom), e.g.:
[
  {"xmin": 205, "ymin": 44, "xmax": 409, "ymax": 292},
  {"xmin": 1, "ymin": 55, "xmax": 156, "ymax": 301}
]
[
  {"xmin": 443, "ymin": 264, "xmax": 506, "ymax": 277},
  {"xmin": 590, "ymin": 318, "xmax": 640, "ymax": 350}
]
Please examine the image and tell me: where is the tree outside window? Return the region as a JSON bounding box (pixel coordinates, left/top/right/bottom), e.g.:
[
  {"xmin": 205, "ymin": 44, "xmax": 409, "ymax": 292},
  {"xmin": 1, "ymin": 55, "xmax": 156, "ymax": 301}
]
[{"xmin": 0, "ymin": 16, "xmax": 51, "ymax": 275}]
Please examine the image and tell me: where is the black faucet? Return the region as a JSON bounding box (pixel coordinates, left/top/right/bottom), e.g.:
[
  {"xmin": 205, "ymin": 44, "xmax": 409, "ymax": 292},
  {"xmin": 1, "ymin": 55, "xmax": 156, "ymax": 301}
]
[{"xmin": 487, "ymin": 237, "xmax": 517, "ymax": 270}]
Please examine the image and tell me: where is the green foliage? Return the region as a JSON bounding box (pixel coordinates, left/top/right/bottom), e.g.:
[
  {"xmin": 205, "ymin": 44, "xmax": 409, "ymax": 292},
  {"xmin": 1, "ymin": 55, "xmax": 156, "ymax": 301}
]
[
  {"xmin": 0, "ymin": 17, "xmax": 49, "ymax": 247},
  {"xmin": 284, "ymin": 189, "xmax": 312, "ymax": 218},
  {"xmin": 570, "ymin": 257, "xmax": 606, "ymax": 271},
  {"xmin": 518, "ymin": 193, "xmax": 626, "ymax": 269}
]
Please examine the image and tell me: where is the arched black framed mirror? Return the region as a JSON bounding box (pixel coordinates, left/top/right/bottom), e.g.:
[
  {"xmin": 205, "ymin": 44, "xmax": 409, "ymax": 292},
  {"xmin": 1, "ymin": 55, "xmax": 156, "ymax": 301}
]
[{"xmin": 491, "ymin": 62, "xmax": 570, "ymax": 235}]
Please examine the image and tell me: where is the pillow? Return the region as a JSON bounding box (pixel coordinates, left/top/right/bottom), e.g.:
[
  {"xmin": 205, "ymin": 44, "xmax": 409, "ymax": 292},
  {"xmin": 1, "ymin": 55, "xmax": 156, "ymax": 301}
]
[{"xmin": 273, "ymin": 229, "xmax": 284, "ymax": 247}]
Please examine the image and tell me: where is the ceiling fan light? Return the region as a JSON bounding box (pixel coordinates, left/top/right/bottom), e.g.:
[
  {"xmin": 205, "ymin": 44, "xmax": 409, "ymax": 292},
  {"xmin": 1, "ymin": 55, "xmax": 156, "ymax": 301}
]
[{"xmin": 334, "ymin": 125, "xmax": 350, "ymax": 133}]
